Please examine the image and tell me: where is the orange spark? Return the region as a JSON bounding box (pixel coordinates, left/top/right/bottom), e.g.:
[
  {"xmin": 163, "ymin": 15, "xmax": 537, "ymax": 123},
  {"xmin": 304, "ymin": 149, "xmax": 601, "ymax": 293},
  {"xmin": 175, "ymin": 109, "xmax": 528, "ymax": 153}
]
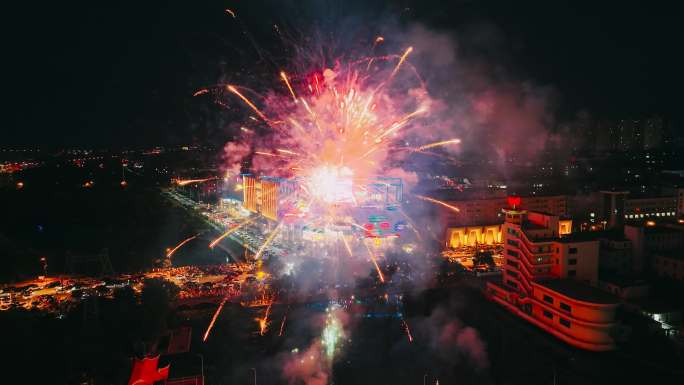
[
  {"xmin": 276, "ymin": 148, "xmax": 300, "ymax": 156},
  {"xmin": 390, "ymin": 46, "xmax": 414, "ymax": 79},
  {"xmin": 402, "ymin": 320, "xmax": 414, "ymax": 343},
  {"xmin": 254, "ymin": 223, "xmax": 283, "ymax": 260},
  {"xmin": 203, "ymin": 296, "xmax": 228, "ymax": 342},
  {"xmin": 415, "ymin": 138, "xmax": 461, "ymax": 152},
  {"xmin": 225, "ymin": 8, "xmax": 236, "ymax": 18},
  {"xmin": 166, "ymin": 235, "xmax": 197, "ymax": 258},
  {"xmin": 416, "ymin": 195, "xmax": 460, "ymax": 213},
  {"xmin": 193, "ymin": 89, "xmax": 209, "ymax": 97},
  {"xmin": 280, "ymin": 71, "xmax": 297, "ymax": 102},
  {"xmin": 209, "ymin": 218, "xmax": 256, "ymax": 249},
  {"xmin": 254, "ymin": 151, "xmax": 280, "ymax": 157},
  {"xmin": 374, "ymin": 107, "xmax": 426, "ymax": 142},
  {"xmin": 227, "ymin": 85, "xmax": 270, "ymax": 123},
  {"xmin": 176, "ymin": 177, "xmax": 216, "ymax": 186},
  {"xmin": 341, "ymin": 235, "xmax": 353, "ymax": 257},
  {"xmin": 257, "ymin": 301, "xmax": 272, "ymax": 336},
  {"xmin": 375, "ymin": 36, "xmax": 384, "ymax": 44},
  {"xmin": 364, "ymin": 243, "xmax": 385, "ymax": 283}
]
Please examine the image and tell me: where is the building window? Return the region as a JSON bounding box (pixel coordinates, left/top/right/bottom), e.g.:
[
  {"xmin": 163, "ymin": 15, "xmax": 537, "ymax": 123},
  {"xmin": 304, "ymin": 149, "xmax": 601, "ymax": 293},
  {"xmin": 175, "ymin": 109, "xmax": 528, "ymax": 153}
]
[
  {"xmin": 559, "ymin": 318, "xmax": 571, "ymax": 328},
  {"xmin": 506, "ymin": 249, "xmax": 519, "ymax": 258},
  {"xmin": 568, "ymin": 270, "xmax": 577, "ymax": 277},
  {"xmin": 543, "ymin": 310, "xmax": 553, "ymax": 319},
  {"xmin": 560, "ymin": 302, "xmax": 571, "ymax": 312},
  {"xmin": 507, "ymin": 239, "xmax": 518, "ymax": 247},
  {"xmin": 569, "ymin": 247, "xmax": 578, "ymax": 254},
  {"xmin": 543, "ymin": 295, "xmax": 553, "ymax": 304},
  {"xmin": 568, "ymin": 259, "xmax": 577, "ymax": 265},
  {"xmin": 506, "ymin": 280, "xmax": 518, "ymax": 288}
]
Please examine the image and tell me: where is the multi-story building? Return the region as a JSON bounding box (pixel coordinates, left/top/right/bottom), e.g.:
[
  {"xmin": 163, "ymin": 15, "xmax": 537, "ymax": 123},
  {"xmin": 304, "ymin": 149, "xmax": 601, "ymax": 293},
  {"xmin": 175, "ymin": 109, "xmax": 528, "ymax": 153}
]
[
  {"xmin": 439, "ymin": 193, "xmax": 568, "ymax": 228},
  {"xmin": 486, "ymin": 199, "xmax": 619, "ymax": 351},
  {"xmin": 624, "ymin": 222, "xmax": 684, "ymax": 273},
  {"xmin": 242, "ymin": 174, "xmax": 298, "ymax": 221},
  {"xmin": 601, "ymin": 190, "xmax": 682, "ymax": 228},
  {"xmin": 624, "ymin": 194, "xmax": 678, "ymax": 220},
  {"xmin": 652, "ymin": 251, "xmax": 684, "ymax": 281},
  {"xmin": 598, "ymin": 237, "xmax": 633, "ymax": 274}
]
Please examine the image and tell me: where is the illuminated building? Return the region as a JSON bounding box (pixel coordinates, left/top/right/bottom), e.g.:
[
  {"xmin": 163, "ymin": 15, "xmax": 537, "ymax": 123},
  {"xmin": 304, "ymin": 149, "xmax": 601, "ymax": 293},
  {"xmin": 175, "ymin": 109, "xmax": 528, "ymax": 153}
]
[
  {"xmin": 242, "ymin": 174, "xmax": 298, "ymax": 221},
  {"xmin": 602, "ymin": 189, "xmax": 683, "ymax": 225},
  {"xmin": 486, "ymin": 198, "xmax": 619, "ymax": 351},
  {"xmin": 437, "ymin": 193, "xmax": 568, "ymax": 228},
  {"xmin": 446, "ymin": 224, "xmax": 503, "ymax": 248}
]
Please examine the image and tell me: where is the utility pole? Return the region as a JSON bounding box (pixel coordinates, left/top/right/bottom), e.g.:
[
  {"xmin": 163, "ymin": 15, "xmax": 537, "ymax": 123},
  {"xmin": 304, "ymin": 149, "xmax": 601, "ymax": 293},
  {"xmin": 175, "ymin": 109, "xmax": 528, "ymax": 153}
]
[
  {"xmin": 250, "ymin": 368, "xmax": 257, "ymax": 385},
  {"xmin": 39, "ymin": 256, "xmax": 47, "ymax": 278}
]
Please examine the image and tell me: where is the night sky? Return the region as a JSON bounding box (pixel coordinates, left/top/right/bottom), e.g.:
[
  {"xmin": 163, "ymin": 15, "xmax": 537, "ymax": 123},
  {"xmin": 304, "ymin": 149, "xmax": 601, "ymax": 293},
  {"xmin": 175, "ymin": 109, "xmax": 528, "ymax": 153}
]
[{"xmin": 5, "ymin": 0, "xmax": 682, "ymax": 146}]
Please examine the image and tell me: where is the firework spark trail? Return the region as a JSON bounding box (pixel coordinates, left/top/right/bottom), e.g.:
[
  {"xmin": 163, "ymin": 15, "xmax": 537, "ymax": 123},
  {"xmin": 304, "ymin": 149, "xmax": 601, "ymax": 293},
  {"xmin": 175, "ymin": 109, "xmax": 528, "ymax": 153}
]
[
  {"xmin": 341, "ymin": 235, "xmax": 353, "ymax": 257},
  {"xmin": 254, "ymin": 151, "xmax": 284, "ymax": 158},
  {"xmin": 253, "ymin": 222, "xmax": 283, "ymax": 260},
  {"xmin": 280, "ymin": 71, "xmax": 298, "ymax": 102},
  {"xmin": 278, "ymin": 313, "xmax": 287, "ymax": 337},
  {"xmin": 203, "ymin": 296, "xmax": 228, "ymax": 342},
  {"xmin": 415, "ymin": 195, "xmax": 461, "ymax": 213},
  {"xmin": 224, "ymin": 8, "xmax": 236, "ymax": 18},
  {"xmin": 389, "ymin": 46, "xmax": 414, "ymax": 80},
  {"xmin": 415, "ymin": 138, "xmax": 461, "ymax": 152},
  {"xmin": 276, "ymin": 148, "xmax": 300, "ymax": 156},
  {"xmin": 397, "ymin": 207, "xmax": 423, "ymax": 241},
  {"xmin": 401, "ymin": 319, "xmax": 414, "ymax": 343},
  {"xmin": 176, "ymin": 177, "xmax": 216, "ymax": 186},
  {"xmin": 227, "ymin": 85, "xmax": 270, "ymax": 123},
  {"xmin": 192, "ymin": 89, "xmax": 209, "ymax": 97},
  {"xmin": 257, "ymin": 301, "xmax": 273, "ymax": 335},
  {"xmin": 209, "ymin": 217, "xmax": 257, "ymax": 249},
  {"xmin": 364, "ymin": 243, "xmax": 385, "ymax": 283},
  {"xmin": 166, "ymin": 235, "xmax": 198, "ymax": 258},
  {"xmin": 374, "ymin": 107, "xmax": 427, "ymax": 142}
]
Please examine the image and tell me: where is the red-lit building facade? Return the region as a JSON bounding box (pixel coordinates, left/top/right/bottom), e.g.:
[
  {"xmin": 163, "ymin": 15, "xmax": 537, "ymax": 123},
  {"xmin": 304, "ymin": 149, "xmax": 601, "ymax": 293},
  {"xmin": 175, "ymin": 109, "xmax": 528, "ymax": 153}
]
[{"xmin": 486, "ymin": 200, "xmax": 619, "ymax": 351}]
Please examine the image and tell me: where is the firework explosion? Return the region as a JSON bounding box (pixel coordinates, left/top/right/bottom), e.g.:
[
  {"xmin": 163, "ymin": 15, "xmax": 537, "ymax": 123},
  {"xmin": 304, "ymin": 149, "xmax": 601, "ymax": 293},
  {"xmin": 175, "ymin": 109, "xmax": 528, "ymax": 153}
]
[
  {"xmin": 196, "ymin": 28, "xmax": 466, "ymax": 382},
  {"xmin": 204, "ymin": 37, "xmax": 462, "ymax": 272},
  {"xmin": 321, "ymin": 306, "xmax": 345, "ymax": 360}
]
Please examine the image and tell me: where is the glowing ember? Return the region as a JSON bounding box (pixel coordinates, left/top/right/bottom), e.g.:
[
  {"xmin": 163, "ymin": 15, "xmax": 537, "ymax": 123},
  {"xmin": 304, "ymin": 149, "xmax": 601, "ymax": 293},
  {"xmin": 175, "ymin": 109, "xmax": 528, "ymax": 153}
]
[
  {"xmin": 401, "ymin": 319, "xmax": 414, "ymax": 343},
  {"xmin": 256, "ymin": 301, "xmax": 273, "ymax": 336},
  {"xmin": 415, "ymin": 195, "xmax": 461, "ymax": 213},
  {"xmin": 415, "ymin": 138, "xmax": 461, "ymax": 152},
  {"xmin": 203, "ymin": 296, "xmax": 227, "ymax": 342},
  {"xmin": 166, "ymin": 235, "xmax": 197, "ymax": 258},
  {"xmin": 254, "ymin": 222, "xmax": 283, "ymax": 260},
  {"xmin": 209, "ymin": 217, "xmax": 257, "ymax": 249},
  {"xmin": 175, "ymin": 177, "xmax": 216, "ymax": 186}
]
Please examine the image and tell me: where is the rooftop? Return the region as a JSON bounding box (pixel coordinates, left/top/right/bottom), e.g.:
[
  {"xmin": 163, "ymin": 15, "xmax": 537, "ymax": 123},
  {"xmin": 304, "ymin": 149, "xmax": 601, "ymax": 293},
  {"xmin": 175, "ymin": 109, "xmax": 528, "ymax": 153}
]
[
  {"xmin": 536, "ymin": 279, "xmax": 618, "ymax": 304},
  {"xmin": 521, "ymin": 221, "xmax": 547, "ymax": 231},
  {"xmin": 159, "ymin": 352, "xmax": 202, "ymax": 381},
  {"xmin": 598, "ymin": 273, "xmax": 649, "ymax": 288}
]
